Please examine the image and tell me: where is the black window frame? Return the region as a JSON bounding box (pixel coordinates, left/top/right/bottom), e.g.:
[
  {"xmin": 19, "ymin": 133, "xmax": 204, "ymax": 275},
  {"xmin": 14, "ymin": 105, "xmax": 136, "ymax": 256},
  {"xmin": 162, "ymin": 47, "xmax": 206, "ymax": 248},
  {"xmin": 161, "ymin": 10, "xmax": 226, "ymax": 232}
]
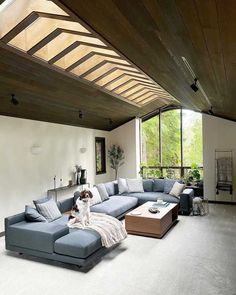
[{"xmin": 95, "ymin": 137, "xmax": 106, "ymax": 175}]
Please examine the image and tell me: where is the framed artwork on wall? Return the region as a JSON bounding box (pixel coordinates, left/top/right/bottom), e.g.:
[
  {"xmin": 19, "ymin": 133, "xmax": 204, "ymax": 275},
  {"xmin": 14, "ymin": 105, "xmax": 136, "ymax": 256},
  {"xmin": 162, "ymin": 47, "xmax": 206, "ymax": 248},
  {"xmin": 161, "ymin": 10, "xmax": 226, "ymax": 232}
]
[{"xmin": 95, "ymin": 137, "xmax": 106, "ymax": 175}]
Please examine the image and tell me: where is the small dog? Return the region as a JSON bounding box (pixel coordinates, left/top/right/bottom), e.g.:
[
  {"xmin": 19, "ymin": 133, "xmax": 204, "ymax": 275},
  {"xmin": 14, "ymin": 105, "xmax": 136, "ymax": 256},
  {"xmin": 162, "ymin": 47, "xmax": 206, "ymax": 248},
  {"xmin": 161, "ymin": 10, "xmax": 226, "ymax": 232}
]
[{"xmin": 68, "ymin": 190, "xmax": 93, "ymax": 228}]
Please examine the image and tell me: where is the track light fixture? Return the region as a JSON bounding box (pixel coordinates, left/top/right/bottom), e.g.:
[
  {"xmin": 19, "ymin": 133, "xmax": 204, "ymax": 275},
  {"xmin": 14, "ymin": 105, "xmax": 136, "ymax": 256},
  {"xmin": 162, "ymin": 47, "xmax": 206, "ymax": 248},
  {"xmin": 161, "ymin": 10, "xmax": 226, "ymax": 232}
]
[
  {"xmin": 11, "ymin": 94, "xmax": 19, "ymax": 105},
  {"xmin": 208, "ymin": 106, "xmax": 214, "ymax": 115},
  {"xmin": 78, "ymin": 110, "xmax": 83, "ymax": 119},
  {"xmin": 190, "ymin": 78, "xmax": 199, "ymax": 92}
]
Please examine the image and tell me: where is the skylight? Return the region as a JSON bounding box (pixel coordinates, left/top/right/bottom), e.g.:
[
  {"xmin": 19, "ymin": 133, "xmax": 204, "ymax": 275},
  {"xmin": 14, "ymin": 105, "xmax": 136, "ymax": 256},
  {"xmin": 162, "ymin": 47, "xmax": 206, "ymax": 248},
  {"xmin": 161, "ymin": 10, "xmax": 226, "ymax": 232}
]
[{"xmin": 0, "ymin": 0, "xmax": 177, "ymax": 107}]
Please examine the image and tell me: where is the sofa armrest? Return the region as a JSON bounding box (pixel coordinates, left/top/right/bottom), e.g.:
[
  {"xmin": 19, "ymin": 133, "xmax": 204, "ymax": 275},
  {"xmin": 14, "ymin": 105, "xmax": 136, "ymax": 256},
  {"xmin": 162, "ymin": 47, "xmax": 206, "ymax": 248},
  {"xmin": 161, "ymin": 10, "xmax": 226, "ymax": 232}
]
[{"xmin": 179, "ymin": 188, "xmax": 194, "ymax": 215}]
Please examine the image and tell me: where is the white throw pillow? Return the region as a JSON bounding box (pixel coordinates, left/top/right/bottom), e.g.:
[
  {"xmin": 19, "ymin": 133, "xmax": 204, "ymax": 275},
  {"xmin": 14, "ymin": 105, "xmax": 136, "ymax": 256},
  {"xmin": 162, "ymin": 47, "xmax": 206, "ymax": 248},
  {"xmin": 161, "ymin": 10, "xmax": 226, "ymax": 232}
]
[
  {"xmin": 169, "ymin": 182, "xmax": 185, "ymax": 198},
  {"xmin": 89, "ymin": 187, "xmax": 102, "ymax": 206},
  {"xmin": 118, "ymin": 178, "xmax": 128, "ymax": 194},
  {"xmin": 126, "ymin": 178, "xmax": 144, "ymax": 193}
]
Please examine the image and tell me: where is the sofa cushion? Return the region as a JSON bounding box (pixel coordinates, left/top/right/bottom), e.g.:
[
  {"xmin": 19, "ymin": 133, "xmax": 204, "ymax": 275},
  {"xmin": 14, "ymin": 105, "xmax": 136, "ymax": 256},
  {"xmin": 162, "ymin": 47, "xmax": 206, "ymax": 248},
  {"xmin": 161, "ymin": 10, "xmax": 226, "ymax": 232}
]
[
  {"xmin": 25, "ymin": 205, "xmax": 47, "ymax": 222},
  {"xmin": 90, "ymin": 196, "xmax": 138, "ymax": 218},
  {"xmin": 142, "ymin": 179, "xmax": 153, "ymax": 192},
  {"xmin": 126, "ymin": 178, "xmax": 144, "ymax": 193},
  {"xmin": 128, "ymin": 192, "xmax": 179, "ymax": 205},
  {"xmin": 169, "ymin": 182, "xmax": 185, "ymax": 197},
  {"xmin": 96, "ymin": 183, "xmax": 109, "ymax": 201},
  {"xmin": 58, "ymin": 197, "xmax": 74, "ymax": 213},
  {"xmin": 118, "ymin": 178, "xmax": 128, "ymax": 194},
  {"xmin": 54, "ymin": 230, "xmax": 102, "ymax": 259},
  {"xmin": 164, "ymin": 179, "xmax": 179, "ymax": 194},
  {"xmin": 7, "ymin": 221, "xmax": 69, "ymax": 253},
  {"xmin": 104, "ymin": 181, "xmax": 115, "ymax": 196},
  {"xmin": 36, "ymin": 199, "xmax": 62, "ymax": 222},
  {"xmin": 89, "ymin": 187, "xmax": 102, "ymax": 206},
  {"xmin": 153, "ymin": 179, "xmax": 165, "ymax": 192}
]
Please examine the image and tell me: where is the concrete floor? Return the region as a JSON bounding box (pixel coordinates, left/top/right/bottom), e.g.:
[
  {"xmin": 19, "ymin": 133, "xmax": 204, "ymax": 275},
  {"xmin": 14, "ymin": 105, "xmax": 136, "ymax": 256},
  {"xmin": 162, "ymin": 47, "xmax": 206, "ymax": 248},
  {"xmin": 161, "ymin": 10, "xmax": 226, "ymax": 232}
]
[{"xmin": 0, "ymin": 204, "xmax": 236, "ymax": 295}]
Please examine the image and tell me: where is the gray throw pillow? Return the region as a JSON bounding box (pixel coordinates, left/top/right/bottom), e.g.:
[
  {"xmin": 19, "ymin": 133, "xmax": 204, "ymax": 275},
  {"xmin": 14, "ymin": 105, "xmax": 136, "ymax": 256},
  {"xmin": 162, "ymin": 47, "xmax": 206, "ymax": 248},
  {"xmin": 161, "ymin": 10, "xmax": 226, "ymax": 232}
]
[
  {"xmin": 104, "ymin": 181, "xmax": 115, "ymax": 196},
  {"xmin": 164, "ymin": 179, "xmax": 178, "ymax": 194},
  {"xmin": 142, "ymin": 179, "xmax": 154, "ymax": 192},
  {"xmin": 153, "ymin": 179, "xmax": 165, "ymax": 192},
  {"xmin": 96, "ymin": 183, "xmax": 109, "ymax": 201},
  {"xmin": 118, "ymin": 178, "xmax": 128, "ymax": 194},
  {"xmin": 25, "ymin": 205, "xmax": 47, "ymax": 222},
  {"xmin": 33, "ymin": 196, "xmax": 50, "ymax": 206},
  {"xmin": 36, "ymin": 199, "xmax": 62, "ymax": 222}
]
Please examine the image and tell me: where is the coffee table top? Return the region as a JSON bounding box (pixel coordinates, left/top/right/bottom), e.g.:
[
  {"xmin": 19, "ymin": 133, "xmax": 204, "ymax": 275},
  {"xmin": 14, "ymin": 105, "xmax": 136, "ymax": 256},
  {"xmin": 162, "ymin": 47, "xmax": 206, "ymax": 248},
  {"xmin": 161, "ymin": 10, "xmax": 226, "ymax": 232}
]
[{"xmin": 126, "ymin": 201, "xmax": 177, "ymax": 220}]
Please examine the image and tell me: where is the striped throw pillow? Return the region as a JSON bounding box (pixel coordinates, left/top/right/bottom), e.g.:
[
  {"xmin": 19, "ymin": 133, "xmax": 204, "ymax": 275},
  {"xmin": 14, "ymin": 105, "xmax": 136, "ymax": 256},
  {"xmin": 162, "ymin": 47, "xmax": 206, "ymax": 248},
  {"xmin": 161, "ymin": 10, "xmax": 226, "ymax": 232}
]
[{"xmin": 36, "ymin": 199, "xmax": 62, "ymax": 222}]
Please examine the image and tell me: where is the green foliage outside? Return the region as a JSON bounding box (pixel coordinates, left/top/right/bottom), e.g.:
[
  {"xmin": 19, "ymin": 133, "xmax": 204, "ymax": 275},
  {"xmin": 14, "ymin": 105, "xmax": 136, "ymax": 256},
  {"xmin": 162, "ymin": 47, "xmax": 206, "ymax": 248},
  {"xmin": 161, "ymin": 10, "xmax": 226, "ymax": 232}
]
[{"xmin": 141, "ymin": 109, "xmax": 203, "ymax": 179}]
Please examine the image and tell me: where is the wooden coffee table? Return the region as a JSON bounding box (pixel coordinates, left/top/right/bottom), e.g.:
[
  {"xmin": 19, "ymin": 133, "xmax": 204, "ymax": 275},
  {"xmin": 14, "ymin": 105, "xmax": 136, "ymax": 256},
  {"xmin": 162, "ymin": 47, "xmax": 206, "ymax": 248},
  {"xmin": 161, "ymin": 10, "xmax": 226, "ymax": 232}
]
[{"xmin": 125, "ymin": 201, "xmax": 178, "ymax": 238}]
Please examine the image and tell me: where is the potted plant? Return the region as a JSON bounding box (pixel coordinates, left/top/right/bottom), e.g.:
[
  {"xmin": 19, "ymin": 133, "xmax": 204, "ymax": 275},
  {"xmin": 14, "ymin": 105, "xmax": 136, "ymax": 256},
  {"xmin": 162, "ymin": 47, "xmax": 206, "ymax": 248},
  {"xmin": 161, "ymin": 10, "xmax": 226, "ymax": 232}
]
[
  {"xmin": 108, "ymin": 144, "xmax": 125, "ymax": 179},
  {"xmin": 186, "ymin": 163, "xmax": 201, "ymax": 185}
]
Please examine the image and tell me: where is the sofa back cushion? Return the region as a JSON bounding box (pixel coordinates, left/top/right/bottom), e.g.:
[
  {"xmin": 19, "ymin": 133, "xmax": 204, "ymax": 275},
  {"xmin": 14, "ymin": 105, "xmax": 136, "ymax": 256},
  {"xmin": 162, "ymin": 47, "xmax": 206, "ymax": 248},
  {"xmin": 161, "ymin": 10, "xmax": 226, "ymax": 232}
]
[
  {"xmin": 89, "ymin": 187, "xmax": 102, "ymax": 206},
  {"xmin": 104, "ymin": 181, "xmax": 116, "ymax": 196},
  {"xmin": 126, "ymin": 178, "xmax": 144, "ymax": 193},
  {"xmin": 96, "ymin": 183, "xmax": 109, "ymax": 201},
  {"xmin": 153, "ymin": 179, "xmax": 165, "ymax": 192},
  {"xmin": 36, "ymin": 199, "xmax": 62, "ymax": 222},
  {"xmin": 164, "ymin": 179, "xmax": 181, "ymax": 194},
  {"xmin": 142, "ymin": 179, "xmax": 154, "ymax": 192},
  {"xmin": 118, "ymin": 178, "xmax": 129, "ymax": 194}
]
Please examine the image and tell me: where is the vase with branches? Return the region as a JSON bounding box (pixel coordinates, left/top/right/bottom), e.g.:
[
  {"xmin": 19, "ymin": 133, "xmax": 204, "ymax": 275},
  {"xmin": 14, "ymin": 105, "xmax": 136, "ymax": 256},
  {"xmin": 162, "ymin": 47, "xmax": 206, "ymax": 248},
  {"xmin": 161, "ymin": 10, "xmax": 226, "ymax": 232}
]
[{"xmin": 108, "ymin": 144, "xmax": 125, "ymax": 179}]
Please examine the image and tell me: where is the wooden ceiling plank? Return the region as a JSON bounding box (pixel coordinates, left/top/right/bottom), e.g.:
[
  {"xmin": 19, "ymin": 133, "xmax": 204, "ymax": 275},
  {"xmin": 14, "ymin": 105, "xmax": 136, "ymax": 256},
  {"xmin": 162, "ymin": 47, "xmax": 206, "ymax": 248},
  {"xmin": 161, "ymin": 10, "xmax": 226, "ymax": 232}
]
[
  {"xmin": 27, "ymin": 28, "xmax": 62, "ymax": 55},
  {"xmin": 48, "ymin": 41, "xmax": 79, "ymax": 64},
  {"xmin": 34, "ymin": 32, "xmax": 107, "ymax": 61},
  {"xmin": 1, "ymin": 12, "xmax": 39, "ymax": 44}
]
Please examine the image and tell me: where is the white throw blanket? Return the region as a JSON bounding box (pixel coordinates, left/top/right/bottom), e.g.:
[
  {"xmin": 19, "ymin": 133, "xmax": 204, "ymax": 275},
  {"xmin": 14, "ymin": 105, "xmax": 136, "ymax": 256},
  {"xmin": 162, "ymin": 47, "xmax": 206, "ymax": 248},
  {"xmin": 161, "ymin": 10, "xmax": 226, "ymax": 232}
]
[{"xmin": 68, "ymin": 213, "xmax": 127, "ymax": 248}]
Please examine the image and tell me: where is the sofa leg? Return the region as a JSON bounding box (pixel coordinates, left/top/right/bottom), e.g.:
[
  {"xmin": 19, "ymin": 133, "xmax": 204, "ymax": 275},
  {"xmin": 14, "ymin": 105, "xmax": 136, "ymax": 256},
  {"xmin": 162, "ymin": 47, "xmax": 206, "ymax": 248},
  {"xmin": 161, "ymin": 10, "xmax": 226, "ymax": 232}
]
[{"xmin": 19, "ymin": 253, "xmax": 23, "ymax": 255}]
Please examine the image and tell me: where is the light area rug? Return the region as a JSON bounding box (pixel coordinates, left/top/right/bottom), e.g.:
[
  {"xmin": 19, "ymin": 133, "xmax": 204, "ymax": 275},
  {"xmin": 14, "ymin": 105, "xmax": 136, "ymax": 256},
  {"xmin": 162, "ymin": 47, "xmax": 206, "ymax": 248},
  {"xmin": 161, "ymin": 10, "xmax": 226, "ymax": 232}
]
[{"xmin": 0, "ymin": 204, "xmax": 236, "ymax": 295}]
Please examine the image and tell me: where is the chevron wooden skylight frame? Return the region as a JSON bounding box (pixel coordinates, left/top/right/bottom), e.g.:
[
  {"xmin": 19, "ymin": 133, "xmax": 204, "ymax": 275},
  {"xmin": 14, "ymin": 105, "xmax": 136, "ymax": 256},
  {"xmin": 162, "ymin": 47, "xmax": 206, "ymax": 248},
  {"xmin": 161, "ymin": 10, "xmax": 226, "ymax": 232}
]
[{"xmin": 0, "ymin": 0, "xmax": 177, "ymax": 107}]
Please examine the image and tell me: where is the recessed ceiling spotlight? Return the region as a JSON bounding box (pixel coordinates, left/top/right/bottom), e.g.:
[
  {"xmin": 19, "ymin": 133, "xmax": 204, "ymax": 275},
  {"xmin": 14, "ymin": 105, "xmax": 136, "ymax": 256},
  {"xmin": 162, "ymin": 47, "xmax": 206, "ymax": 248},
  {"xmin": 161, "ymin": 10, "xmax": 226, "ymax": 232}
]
[
  {"xmin": 11, "ymin": 94, "xmax": 19, "ymax": 105},
  {"xmin": 78, "ymin": 110, "xmax": 83, "ymax": 119},
  {"xmin": 190, "ymin": 78, "xmax": 199, "ymax": 92}
]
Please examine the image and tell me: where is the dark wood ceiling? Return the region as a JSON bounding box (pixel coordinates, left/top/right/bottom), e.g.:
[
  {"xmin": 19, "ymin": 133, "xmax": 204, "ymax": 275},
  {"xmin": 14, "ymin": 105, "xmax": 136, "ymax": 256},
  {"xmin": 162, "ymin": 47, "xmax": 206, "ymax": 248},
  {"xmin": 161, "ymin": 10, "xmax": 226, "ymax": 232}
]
[
  {"xmin": 0, "ymin": 0, "xmax": 236, "ymax": 130},
  {"xmin": 60, "ymin": 0, "xmax": 236, "ymax": 120}
]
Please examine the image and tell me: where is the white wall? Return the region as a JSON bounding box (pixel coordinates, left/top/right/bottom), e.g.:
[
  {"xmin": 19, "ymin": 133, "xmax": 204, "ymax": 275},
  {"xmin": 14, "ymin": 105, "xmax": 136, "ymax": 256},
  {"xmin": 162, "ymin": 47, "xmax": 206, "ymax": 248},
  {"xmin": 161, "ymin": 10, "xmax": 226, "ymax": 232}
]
[
  {"xmin": 203, "ymin": 114, "xmax": 236, "ymax": 202},
  {"xmin": 0, "ymin": 116, "xmax": 111, "ymax": 232},
  {"xmin": 109, "ymin": 118, "xmax": 141, "ymax": 180}
]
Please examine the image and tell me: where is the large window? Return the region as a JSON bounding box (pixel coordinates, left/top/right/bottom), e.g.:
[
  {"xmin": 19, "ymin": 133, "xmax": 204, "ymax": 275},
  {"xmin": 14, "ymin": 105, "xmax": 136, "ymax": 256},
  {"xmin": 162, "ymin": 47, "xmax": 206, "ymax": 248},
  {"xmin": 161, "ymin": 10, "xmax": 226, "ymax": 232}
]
[{"xmin": 141, "ymin": 107, "xmax": 203, "ymax": 178}]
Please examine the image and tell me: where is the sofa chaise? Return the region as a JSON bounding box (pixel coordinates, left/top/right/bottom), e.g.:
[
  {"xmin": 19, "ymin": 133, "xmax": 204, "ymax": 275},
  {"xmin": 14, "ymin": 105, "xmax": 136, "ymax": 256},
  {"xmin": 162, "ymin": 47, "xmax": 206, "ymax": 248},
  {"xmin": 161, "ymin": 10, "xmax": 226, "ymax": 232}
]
[{"xmin": 5, "ymin": 178, "xmax": 193, "ymax": 267}]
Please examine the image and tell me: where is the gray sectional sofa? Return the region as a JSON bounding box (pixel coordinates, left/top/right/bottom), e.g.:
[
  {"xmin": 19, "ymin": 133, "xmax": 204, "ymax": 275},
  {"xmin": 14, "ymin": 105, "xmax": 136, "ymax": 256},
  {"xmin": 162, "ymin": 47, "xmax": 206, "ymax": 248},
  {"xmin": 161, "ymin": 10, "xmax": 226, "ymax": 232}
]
[{"xmin": 5, "ymin": 178, "xmax": 193, "ymax": 267}]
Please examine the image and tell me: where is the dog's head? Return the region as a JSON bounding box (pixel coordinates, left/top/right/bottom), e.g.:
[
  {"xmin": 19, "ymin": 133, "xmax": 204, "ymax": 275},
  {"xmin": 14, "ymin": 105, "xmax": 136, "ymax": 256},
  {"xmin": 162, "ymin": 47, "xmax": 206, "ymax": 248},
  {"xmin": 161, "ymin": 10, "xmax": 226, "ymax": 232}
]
[{"xmin": 79, "ymin": 190, "xmax": 93, "ymax": 203}]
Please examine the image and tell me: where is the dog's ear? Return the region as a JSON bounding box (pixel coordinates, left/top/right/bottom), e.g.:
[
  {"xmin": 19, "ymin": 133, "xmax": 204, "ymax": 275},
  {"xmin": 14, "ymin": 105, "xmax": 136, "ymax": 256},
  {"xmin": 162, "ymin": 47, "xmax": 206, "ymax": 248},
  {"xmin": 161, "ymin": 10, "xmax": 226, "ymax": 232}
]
[
  {"xmin": 72, "ymin": 204, "xmax": 79, "ymax": 212},
  {"xmin": 88, "ymin": 190, "xmax": 93, "ymax": 198}
]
